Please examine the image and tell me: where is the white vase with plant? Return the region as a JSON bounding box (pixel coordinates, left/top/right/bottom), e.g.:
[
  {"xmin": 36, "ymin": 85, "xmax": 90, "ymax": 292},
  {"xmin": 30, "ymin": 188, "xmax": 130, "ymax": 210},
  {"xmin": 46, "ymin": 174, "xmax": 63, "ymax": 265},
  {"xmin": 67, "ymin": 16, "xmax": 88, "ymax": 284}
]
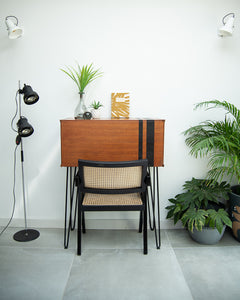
[
  {"xmin": 90, "ymin": 100, "xmax": 103, "ymax": 119},
  {"xmin": 60, "ymin": 63, "xmax": 102, "ymax": 119}
]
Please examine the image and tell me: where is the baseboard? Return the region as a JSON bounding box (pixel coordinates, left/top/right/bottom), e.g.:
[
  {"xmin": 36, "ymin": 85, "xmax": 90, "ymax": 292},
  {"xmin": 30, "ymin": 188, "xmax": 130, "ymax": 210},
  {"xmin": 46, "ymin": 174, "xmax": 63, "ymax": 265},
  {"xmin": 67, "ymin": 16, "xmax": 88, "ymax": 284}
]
[{"xmin": 0, "ymin": 218, "xmax": 182, "ymax": 230}]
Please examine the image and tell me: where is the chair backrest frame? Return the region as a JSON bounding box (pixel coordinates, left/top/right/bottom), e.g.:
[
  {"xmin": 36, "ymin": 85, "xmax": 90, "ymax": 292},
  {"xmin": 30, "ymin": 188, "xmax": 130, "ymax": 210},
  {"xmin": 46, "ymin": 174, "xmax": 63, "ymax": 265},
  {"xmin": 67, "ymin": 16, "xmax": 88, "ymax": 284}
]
[{"xmin": 78, "ymin": 159, "xmax": 148, "ymax": 195}]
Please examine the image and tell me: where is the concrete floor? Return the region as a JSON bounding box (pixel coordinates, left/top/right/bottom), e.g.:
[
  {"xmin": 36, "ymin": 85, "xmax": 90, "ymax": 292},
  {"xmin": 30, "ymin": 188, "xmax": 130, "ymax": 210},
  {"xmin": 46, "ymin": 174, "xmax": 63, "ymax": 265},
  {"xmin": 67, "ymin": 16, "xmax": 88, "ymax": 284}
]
[{"xmin": 0, "ymin": 227, "xmax": 240, "ymax": 300}]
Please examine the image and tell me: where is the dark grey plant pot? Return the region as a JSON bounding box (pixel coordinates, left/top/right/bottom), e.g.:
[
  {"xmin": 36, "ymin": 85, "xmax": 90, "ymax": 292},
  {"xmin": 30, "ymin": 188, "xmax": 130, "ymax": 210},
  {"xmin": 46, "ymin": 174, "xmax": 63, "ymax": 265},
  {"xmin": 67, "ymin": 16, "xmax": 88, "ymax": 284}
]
[
  {"xmin": 188, "ymin": 225, "xmax": 226, "ymax": 245},
  {"xmin": 229, "ymin": 185, "xmax": 240, "ymax": 242}
]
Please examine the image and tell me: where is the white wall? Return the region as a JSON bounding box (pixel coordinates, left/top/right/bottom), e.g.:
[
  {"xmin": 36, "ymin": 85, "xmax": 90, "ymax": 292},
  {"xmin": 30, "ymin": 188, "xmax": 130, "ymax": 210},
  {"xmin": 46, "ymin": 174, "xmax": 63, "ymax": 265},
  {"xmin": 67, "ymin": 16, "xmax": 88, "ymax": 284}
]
[{"xmin": 0, "ymin": 0, "xmax": 240, "ymax": 229}]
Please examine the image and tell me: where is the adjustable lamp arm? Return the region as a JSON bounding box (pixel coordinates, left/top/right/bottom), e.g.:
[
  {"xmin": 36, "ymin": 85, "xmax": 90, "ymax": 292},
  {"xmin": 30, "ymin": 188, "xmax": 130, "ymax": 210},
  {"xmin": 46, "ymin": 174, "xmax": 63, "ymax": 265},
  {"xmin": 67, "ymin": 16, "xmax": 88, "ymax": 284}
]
[
  {"xmin": 222, "ymin": 13, "xmax": 235, "ymax": 25},
  {"xmin": 18, "ymin": 80, "xmax": 22, "ymax": 118},
  {"xmin": 5, "ymin": 16, "xmax": 19, "ymax": 25}
]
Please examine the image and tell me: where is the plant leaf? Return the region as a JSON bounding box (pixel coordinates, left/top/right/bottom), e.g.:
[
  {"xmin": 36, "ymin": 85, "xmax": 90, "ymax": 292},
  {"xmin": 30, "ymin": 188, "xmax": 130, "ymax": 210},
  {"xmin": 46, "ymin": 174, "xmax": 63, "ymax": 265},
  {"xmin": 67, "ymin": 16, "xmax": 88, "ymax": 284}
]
[
  {"xmin": 207, "ymin": 208, "xmax": 232, "ymax": 233},
  {"xmin": 183, "ymin": 100, "xmax": 240, "ymax": 184},
  {"xmin": 181, "ymin": 208, "xmax": 208, "ymax": 232},
  {"xmin": 60, "ymin": 63, "xmax": 103, "ymax": 93}
]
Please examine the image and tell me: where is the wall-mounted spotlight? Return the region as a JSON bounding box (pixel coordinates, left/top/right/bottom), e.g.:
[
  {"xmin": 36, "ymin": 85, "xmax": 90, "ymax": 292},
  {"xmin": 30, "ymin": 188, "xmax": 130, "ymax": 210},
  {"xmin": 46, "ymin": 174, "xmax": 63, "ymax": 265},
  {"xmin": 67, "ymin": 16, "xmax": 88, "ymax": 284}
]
[
  {"xmin": 218, "ymin": 13, "xmax": 235, "ymax": 37},
  {"xmin": 5, "ymin": 16, "xmax": 23, "ymax": 39}
]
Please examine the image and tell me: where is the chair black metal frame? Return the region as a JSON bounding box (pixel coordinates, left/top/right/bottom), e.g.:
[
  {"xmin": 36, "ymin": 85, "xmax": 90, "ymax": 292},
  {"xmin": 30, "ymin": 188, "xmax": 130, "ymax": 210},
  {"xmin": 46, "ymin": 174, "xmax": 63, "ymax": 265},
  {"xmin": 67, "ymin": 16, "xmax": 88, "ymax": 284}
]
[{"xmin": 77, "ymin": 159, "xmax": 148, "ymax": 255}]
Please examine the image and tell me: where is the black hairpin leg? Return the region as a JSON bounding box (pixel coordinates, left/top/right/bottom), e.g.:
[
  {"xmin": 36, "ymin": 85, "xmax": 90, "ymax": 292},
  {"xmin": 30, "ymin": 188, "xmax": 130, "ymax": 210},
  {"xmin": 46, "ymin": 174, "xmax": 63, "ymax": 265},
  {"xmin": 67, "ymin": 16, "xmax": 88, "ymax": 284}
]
[
  {"xmin": 64, "ymin": 167, "xmax": 78, "ymax": 249},
  {"xmin": 147, "ymin": 166, "xmax": 161, "ymax": 249}
]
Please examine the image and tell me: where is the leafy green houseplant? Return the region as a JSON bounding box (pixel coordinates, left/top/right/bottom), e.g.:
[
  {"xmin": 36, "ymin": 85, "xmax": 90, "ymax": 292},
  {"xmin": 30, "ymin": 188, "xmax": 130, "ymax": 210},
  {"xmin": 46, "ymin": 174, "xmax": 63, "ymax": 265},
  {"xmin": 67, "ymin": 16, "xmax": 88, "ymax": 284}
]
[
  {"xmin": 60, "ymin": 63, "xmax": 103, "ymax": 94},
  {"xmin": 166, "ymin": 178, "xmax": 232, "ymax": 244},
  {"xmin": 90, "ymin": 100, "xmax": 103, "ymax": 110},
  {"xmin": 90, "ymin": 100, "xmax": 104, "ymax": 119},
  {"xmin": 60, "ymin": 63, "xmax": 103, "ymax": 119},
  {"xmin": 183, "ymin": 100, "xmax": 240, "ymax": 185},
  {"xmin": 183, "ymin": 100, "xmax": 240, "ymax": 241}
]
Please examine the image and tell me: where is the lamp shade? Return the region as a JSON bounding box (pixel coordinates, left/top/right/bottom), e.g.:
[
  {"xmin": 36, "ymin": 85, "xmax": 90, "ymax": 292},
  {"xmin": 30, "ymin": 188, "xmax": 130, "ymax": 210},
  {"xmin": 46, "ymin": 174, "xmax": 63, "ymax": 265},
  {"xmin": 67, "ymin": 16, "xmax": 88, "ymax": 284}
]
[
  {"xmin": 21, "ymin": 84, "xmax": 39, "ymax": 105},
  {"xmin": 5, "ymin": 17, "xmax": 23, "ymax": 39},
  {"xmin": 17, "ymin": 117, "xmax": 34, "ymax": 137},
  {"xmin": 218, "ymin": 13, "xmax": 235, "ymax": 37}
]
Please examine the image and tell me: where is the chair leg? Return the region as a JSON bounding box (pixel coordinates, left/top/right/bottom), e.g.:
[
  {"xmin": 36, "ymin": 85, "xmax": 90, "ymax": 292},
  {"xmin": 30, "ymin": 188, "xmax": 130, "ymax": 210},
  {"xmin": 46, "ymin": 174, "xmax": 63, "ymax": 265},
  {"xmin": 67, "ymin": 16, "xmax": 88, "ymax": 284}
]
[
  {"xmin": 77, "ymin": 209, "xmax": 82, "ymax": 255},
  {"xmin": 143, "ymin": 206, "xmax": 148, "ymax": 255},
  {"xmin": 82, "ymin": 212, "xmax": 86, "ymax": 234},
  {"xmin": 138, "ymin": 211, "xmax": 143, "ymax": 233}
]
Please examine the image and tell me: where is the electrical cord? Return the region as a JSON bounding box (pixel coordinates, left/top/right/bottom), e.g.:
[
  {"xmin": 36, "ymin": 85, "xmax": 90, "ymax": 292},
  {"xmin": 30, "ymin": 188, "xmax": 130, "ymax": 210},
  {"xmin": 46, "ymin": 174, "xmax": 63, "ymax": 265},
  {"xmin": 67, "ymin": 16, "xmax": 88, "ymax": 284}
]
[
  {"xmin": 0, "ymin": 144, "xmax": 19, "ymax": 236},
  {"xmin": 11, "ymin": 90, "xmax": 19, "ymax": 133},
  {"xmin": 0, "ymin": 90, "xmax": 20, "ymax": 237}
]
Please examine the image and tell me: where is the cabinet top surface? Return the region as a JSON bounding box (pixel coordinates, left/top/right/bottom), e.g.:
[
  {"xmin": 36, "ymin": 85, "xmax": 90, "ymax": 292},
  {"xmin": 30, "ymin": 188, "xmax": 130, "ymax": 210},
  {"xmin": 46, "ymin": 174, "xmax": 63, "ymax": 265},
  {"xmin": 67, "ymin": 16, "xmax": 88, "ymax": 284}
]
[{"xmin": 60, "ymin": 118, "xmax": 165, "ymax": 121}]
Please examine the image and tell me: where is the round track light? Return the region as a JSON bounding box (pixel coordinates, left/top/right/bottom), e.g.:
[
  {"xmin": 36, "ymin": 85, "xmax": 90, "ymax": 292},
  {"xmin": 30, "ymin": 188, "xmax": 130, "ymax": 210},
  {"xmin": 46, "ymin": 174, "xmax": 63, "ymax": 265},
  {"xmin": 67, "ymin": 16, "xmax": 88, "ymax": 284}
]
[
  {"xmin": 218, "ymin": 13, "xmax": 235, "ymax": 37},
  {"xmin": 5, "ymin": 16, "xmax": 23, "ymax": 39},
  {"xmin": 17, "ymin": 117, "xmax": 34, "ymax": 137},
  {"xmin": 20, "ymin": 84, "xmax": 39, "ymax": 105}
]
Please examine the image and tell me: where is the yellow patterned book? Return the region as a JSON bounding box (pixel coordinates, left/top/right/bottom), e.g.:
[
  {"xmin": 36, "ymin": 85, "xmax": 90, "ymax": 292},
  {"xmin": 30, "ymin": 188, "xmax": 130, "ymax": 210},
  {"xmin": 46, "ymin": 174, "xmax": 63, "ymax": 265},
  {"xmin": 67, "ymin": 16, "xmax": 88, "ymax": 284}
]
[{"xmin": 111, "ymin": 92, "xmax": 130, "ymax": 119}]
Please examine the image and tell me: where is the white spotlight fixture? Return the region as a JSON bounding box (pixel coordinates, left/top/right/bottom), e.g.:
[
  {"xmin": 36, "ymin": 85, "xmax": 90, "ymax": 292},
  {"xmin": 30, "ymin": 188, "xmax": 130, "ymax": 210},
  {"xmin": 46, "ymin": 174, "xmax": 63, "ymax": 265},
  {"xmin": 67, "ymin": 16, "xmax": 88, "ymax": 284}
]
[
  {"xmin": 5, "ymin": 16, "xmax": 23, "ymax": 39},
  {"xmin": 218, "ymin": 13, "xmax": 235, "ymax": 37}
]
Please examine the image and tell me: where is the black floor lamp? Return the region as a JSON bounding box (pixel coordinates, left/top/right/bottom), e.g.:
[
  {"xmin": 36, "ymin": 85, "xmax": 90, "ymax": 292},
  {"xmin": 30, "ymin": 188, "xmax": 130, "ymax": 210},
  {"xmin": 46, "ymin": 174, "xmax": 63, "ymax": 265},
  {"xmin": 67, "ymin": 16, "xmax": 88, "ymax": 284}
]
[{"xmin": 13, "ymin": 81, "xmax": 40, "ymax": 242}]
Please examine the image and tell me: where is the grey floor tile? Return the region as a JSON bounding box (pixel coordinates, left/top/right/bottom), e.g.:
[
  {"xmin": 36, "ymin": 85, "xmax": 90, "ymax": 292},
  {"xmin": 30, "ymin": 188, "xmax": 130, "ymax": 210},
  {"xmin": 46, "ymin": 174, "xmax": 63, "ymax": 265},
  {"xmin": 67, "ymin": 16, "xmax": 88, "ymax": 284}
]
[
  {"xmin": 0, "ymin": 247, "xmax": 74, "ymax": 300},
  {"xmin": 80, "ymin": 229, "xmax": 170, "ymax": 250},
  {"xmin": 1, "ymin": 228, "xmax": 240, "ymax": 300},
  {"xmin": 63, "ymin": 248, "xmax": 193, "ymax": 300},
  {"xmin": 0, "ymin": 227, "xmax": 169, "ymax": 252},
  {"xmin": 174, "ymin": 247, "xmax": 240, "ymax": 300},
  {"xmin": 0, "ymin": 227, "xmax": 75, "ymax": 249}
]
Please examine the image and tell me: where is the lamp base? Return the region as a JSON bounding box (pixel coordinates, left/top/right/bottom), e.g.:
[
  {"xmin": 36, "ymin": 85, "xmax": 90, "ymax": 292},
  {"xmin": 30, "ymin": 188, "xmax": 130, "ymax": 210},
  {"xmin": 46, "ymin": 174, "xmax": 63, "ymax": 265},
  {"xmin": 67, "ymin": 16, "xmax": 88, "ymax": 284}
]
[{"xmin": 13, "ymin": 229, "xmax": 40, "ymax": 242}]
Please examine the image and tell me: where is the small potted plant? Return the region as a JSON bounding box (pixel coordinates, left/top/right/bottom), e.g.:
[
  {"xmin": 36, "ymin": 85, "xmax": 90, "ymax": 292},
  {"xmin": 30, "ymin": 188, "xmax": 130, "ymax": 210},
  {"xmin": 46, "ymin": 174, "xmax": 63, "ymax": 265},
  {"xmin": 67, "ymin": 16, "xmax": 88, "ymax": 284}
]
[
  {"xmin": 165, "ymin": 178, "xmax": 232, "ymax": 244},
  {"xmin": 90, "ymin": 100, "xmax": 103, "ymax": 119}
]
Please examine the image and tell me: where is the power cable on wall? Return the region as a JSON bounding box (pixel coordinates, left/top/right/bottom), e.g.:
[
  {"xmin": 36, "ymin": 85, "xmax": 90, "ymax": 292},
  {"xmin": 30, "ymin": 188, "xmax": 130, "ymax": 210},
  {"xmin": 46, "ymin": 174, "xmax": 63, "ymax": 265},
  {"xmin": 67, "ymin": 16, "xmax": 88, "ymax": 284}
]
[
  {"xmin": 0, "ymin": 91, "xmax": 19, "ymax": 237},
  {"xmin": 0, "ymin": 144, "xmax": 19, "ymax": 236}
]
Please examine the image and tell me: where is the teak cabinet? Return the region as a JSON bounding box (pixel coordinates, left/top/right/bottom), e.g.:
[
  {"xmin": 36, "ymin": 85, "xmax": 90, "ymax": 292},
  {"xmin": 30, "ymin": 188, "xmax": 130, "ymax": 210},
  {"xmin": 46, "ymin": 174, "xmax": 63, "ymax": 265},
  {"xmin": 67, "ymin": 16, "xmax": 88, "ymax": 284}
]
[{"xmin": 60, "ymin": 119, "xmax": 165, "ymax": 167}]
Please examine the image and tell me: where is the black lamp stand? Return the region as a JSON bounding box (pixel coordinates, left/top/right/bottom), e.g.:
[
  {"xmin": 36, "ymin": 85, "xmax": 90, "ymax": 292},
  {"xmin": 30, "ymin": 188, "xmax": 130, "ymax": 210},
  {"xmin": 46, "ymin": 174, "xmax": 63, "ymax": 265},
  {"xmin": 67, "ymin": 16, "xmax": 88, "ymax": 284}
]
[{"xmin": 13, "ymin": 81, "xmax": 40, "ymax": 242}]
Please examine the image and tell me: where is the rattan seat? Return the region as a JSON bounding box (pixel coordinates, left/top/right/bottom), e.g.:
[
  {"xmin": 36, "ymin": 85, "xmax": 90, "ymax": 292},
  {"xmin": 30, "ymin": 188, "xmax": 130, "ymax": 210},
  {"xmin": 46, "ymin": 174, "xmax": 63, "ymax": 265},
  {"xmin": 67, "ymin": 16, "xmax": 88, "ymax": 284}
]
[{"xmin": 83, "ymin": 193, "xmax": 143, "ymax": 206}]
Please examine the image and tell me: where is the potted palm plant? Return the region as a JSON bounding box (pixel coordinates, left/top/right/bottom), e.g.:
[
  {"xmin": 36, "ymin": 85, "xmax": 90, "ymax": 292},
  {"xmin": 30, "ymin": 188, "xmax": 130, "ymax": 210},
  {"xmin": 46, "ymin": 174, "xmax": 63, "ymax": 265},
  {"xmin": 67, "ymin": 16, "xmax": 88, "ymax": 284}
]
[
  {"xmin": 166, "ymin": 178, "xmax": 232, "ymax": 244},
  {"xmin": 60, "ymin": 63, "xmax": 103, "ymax": 119},
  {"xmin": 183, "ymin": 100, "xmax": 240, "ymax": 241}
]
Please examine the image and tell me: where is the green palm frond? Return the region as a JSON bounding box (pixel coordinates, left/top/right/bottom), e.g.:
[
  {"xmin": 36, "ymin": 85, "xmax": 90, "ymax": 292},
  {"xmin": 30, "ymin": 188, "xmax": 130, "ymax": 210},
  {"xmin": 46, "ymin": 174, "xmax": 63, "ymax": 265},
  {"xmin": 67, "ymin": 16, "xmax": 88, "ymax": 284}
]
[
  {"xmin": 184, "ymin": 100, "xmax": 240, "ymax": 184},
  {"xmin": 60, "ymin": 66, "xmax": 81, "ymax": 91},
  {"xmin": 208, "ymin": 154, "xmax": 240, "ymax": 183},
  {"xmin": 60, "ymin": 63, "xmax": 103, "ymax": 93},
  {"xmin": 194, "ymin": 100, "xmax": 240, "ymax": 124}
]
